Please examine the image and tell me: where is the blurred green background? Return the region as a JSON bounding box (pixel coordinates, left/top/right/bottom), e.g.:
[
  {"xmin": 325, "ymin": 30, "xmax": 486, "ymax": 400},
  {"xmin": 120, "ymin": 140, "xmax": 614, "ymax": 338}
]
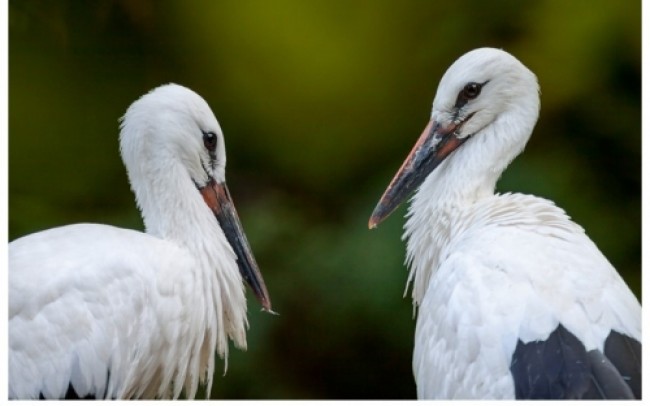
[{"xmin": 8, "ymin": 0, "xmax": 640, "ymax": 400}]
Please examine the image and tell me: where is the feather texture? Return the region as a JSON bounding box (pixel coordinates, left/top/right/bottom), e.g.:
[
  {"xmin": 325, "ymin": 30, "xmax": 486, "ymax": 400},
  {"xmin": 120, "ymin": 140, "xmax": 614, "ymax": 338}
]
[
  {"xmin": 373, "ymin": 48, "xmax": 641, "ymax": 399},
  {"xmin": 9, "ymin": 84, "xmax": 258, "ymax": 399}
]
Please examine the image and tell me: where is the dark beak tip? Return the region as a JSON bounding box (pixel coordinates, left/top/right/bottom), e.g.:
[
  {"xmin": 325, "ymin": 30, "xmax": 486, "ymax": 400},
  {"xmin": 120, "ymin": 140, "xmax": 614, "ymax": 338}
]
[
  {"xmin": 258, "ymin": 295, "xmax": 278, "ymax": 315},
  {"xmin": 369, "ymin": 200, "xmax": 392, "ymax": 229},
  {"xmin": 262, "ymin": 307, "xmax": 279, "ymax": 316}
]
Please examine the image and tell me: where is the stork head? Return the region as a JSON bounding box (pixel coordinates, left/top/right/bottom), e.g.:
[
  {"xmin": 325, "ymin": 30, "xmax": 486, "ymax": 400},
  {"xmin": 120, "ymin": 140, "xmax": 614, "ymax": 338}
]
[
  {"xmin": 120, "ymin": 83, "xmax": 272, "ymax": 312},
  {"xmin": 369, "ymin": 48, "xmax": 540, "ymax": 228}
]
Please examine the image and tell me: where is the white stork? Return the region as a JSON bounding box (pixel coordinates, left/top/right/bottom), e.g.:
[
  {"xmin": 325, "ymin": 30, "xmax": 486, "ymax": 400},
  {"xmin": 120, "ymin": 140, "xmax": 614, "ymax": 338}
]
[
  {"xmin": 9, "ymin": 83, "xmax": 273, "ymax": 399},
  {"xmin": 369, "ymin": 48, "xmax": 641, "ymax": 399}
]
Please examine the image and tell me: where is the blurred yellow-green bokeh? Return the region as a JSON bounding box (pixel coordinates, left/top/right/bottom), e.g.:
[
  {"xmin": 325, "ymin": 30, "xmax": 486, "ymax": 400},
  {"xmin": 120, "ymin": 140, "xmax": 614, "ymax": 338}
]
[{"xmin": 9, "ymin": 0, "xmax": 640, "ymax": 399}]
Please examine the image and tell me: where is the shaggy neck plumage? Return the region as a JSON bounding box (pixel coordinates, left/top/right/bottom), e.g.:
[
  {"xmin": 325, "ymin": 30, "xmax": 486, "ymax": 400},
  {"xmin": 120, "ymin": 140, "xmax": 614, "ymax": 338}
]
[
  {"xmin": 125, "ymin": 158, "xmax": 248, "ymax": 399},
  {"xmin": 403, "ymin": 109, "xmax": 534, "ymax": 308}
]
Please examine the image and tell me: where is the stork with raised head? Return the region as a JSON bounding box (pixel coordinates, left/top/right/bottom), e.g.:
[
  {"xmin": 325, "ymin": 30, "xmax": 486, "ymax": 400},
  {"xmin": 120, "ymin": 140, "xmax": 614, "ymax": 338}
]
[
  {"xmin": 9, "ymin": 83, "xmax": 273, "ymax": 399},
  {"xmin": 369, "ymin": 48, "xmax": 641, "ymax": 399}
]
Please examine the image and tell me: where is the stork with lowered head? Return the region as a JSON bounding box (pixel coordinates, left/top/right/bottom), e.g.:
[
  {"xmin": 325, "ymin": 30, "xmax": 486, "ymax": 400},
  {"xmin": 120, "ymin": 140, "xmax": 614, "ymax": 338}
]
[{"xmin": 9, "ymin": 84, "xmax": 273, "ymax": 399}]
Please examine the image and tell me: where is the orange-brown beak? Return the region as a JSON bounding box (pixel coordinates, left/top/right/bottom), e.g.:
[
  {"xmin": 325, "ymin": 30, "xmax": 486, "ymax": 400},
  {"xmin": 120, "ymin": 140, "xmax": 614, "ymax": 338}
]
[
  {"xmin": 369, "ymin": 116, "xmax": 472, "ymax": 229},
  {"xmin": 200, "ymin": 179, "xmax": 273, "ymax": 312}
]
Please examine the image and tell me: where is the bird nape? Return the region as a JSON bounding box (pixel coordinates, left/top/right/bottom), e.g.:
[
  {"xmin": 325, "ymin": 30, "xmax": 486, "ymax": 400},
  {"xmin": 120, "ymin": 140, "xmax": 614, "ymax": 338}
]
[
  {"xmin": 9, "ymin": 83, "xmax": 273, "ymax": 400},
  {"xmin": 368, "ymin": 48, "xmax": 641, "ymax": 400}
]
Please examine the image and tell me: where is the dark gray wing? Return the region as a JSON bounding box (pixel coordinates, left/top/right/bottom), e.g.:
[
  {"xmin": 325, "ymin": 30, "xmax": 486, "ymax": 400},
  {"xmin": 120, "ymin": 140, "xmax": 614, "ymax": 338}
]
[{"xmin": 510, "ymin": 324, "xmax": 640, "ymax": 399}]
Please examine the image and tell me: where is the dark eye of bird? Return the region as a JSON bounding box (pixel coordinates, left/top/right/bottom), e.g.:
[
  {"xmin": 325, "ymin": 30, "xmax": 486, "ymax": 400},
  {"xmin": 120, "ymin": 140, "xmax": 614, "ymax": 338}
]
[
  {"xmin": 203, "ymin": 131, "xmax": 217, "ymax": 151},
  {"xmin": 454, "ymin": 81, "xmax": 486, "ymax": 109},
  {"xmin": 463, "ymin": 82, "xmax": 482, "ymax": 99}
]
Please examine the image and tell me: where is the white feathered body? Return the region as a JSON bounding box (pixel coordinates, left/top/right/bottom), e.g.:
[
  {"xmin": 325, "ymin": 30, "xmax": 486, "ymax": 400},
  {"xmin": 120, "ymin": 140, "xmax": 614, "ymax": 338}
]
[
  {"xmin": 405, "ymin": 172, "xmax": 641, "ymax": 399},
  {"xmin": 9, "ymin": 221, "xmax": 247, "ymax": 399}
]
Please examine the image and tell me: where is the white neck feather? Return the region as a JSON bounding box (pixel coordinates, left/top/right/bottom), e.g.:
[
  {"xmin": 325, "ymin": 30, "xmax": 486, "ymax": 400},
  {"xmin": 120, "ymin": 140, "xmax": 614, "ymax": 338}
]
[
  {"xmin": 125, "ymin": 158, "xmax": 248, "ymax": 398},
  {"xmin": 402, "ymin": 107, "xmax": 535, "ymax": 308}
]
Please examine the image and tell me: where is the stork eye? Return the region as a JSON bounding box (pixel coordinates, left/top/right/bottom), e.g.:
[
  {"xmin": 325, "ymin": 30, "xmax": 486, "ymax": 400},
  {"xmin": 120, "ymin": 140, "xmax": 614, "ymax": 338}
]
[
  {"xmin": 462, "ymin": 82, "xmax": 482, "ymax": 99},
  {"xmin": 203, "ymin": 131, "xmax": 217, "ymax": 151},
  {"xmin": 454, "ymin": 81, "xmax": 486, "ymax": 109}
]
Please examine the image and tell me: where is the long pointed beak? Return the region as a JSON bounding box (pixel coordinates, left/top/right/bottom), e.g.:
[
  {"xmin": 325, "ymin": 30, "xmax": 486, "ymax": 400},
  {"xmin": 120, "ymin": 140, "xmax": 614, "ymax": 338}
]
[
  {"xmin": 368, "ymin": 117, "xmax": 471, "ymax": 229},
  {"xmin": 200, "ymin": 179, "xmax": 273, "ymax": 313}
]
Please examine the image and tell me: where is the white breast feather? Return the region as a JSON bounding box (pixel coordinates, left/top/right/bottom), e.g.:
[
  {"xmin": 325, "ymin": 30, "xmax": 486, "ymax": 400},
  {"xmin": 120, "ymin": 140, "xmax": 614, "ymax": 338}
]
[
  {"xmin": 8, "ymin": 223, "xmax": 240, "ymax": 399},
  {"xmin": 407, "ymin": 193, "xmax": 640, "ymax": 399}
]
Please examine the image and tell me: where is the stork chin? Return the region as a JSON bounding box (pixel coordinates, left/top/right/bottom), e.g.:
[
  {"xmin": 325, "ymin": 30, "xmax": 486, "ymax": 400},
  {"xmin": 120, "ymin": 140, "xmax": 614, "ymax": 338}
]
[{"xmin": 369, "ymin": 116, "xmax": 472, "ymax": 229}]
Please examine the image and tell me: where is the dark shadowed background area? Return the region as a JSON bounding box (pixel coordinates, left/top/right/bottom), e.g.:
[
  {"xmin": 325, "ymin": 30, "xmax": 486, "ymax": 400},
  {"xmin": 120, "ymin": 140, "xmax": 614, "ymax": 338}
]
[{"xmin": 8, "ymin": 0, "xmax": 640, "ymax": 399}]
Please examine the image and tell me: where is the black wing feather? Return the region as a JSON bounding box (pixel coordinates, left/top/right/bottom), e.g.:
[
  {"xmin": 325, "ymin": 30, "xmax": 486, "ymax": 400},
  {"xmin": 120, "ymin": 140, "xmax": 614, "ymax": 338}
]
[
  {"xmin": 510, "ymin": 324, "xmax": 640, "ymax": 399},
  {"xmin": 604, "ymin": 330, "xmax": 642, "ymax": 398}
]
